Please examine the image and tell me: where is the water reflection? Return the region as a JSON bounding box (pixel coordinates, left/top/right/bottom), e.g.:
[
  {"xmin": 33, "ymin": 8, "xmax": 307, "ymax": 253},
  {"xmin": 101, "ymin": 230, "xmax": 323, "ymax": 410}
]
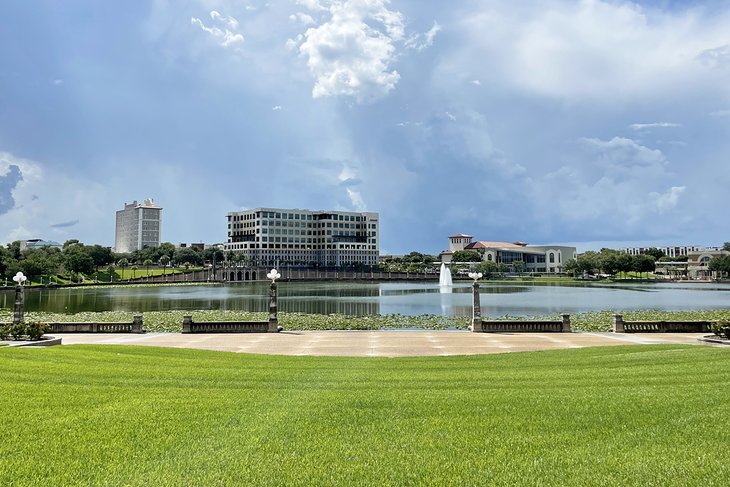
[{"xmin": 2, "ymin": 280, "xmax": 730, "ymax": 317}]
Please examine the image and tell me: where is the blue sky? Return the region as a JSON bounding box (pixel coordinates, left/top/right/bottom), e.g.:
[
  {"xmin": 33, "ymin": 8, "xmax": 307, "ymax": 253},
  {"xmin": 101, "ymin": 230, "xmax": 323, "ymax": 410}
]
[{"xmin": 1, "ymin": 0, "xmax": 729, "ymax": 254}]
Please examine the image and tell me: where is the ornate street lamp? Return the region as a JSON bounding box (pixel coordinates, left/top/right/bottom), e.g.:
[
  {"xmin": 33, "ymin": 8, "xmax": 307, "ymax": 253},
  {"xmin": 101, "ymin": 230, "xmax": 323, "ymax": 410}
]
[
  {"xmin": 267, "ymin": 269, "xmax": 282, "ymax": 332},
  {"xmin": 12, "ymin": 272, "xmax": 27, "ymax": 324},
  {"xmin": 467, "ymin": 272, "xmax": 483, "ymax": 332}
]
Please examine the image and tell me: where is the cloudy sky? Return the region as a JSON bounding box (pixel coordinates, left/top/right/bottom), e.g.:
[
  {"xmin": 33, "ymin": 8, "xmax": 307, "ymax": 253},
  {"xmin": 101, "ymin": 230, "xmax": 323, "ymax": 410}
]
[{"xmin": 1, "ymin": 0, "xmax": 729, "ymax": 254}]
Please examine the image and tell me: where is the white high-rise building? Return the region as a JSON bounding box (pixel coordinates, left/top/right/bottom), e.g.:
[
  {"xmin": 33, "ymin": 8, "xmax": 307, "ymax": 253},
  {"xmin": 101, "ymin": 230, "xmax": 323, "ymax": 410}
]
[
  {"xmin": 224, "ymin": 207, "xmax": 379, "ymax": 267},
  {"xmin": 115, "ymin": 199, "xmax": 162, "ymax": 253}
]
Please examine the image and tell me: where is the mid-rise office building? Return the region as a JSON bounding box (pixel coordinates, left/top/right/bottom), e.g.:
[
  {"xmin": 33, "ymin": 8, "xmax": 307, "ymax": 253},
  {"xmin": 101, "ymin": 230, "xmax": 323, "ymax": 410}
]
[
  {"xmin": 624, "ymin": 245, "xmax": 721, "ymax": 258},
  {"xmin": 115, "ymin": 199, "xmax": 162, "ymax": 253},
  {"xmin": 224, "ymin": 207, "xmax": 379, "ymax": 267}
]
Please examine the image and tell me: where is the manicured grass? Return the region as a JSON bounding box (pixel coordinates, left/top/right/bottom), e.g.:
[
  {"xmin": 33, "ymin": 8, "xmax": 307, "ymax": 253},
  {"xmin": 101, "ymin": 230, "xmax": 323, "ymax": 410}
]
[{"xmin": 1, "ymin": 345, "xmax": 728, "ymax": 485}]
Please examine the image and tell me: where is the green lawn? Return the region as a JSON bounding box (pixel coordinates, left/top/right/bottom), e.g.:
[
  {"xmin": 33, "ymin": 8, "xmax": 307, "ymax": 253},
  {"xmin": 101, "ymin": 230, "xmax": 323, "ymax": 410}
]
[{"xmin": 1, "ymin": 345, "xmax": 728, "ymax": 485}]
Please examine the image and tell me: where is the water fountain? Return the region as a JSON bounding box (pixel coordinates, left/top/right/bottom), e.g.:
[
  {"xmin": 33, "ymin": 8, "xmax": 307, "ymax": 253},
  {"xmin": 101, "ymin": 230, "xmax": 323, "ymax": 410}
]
[{"xmin": 439, "ymin": 262, "xmax": 453, "ymax": 288}]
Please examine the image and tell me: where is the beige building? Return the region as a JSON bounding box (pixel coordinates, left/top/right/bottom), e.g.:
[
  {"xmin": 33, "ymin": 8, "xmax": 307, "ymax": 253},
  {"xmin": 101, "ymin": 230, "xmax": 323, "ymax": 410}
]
[
  {"xmin": 624, "ymin": 245, "xmax": 721, "ymax": 258},
  {"xmin": 114, "ymin": 199, "xmax": 162, "ymax": 253},
  {"xmin": 441, "ymin": 233, "xmax": 577, "ymax": 273},
  {"xmin": 687, "ymin": 249, "xmax": 730, "ymax": 279},
  {"xmin": 224, "ymin": 207, "xmax": 379, "ymax": 267}
]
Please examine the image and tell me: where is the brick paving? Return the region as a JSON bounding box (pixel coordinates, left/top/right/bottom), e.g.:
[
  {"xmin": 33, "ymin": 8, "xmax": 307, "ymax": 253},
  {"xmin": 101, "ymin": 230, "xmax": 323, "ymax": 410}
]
[{"xmin": 51, "ymin": 331, "xmax": 710, "ymax": 357}]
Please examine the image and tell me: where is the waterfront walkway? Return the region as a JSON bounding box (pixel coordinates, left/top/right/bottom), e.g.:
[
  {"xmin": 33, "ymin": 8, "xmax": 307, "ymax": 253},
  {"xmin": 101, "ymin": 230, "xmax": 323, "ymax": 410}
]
[{"xmin": 53, "ymin": 331, "xmax": 709, "ymax": 357}]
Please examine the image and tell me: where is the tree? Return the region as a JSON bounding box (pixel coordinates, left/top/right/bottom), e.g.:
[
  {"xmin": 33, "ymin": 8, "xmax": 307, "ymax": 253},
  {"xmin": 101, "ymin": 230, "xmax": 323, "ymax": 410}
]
[
  {"xmin": 87, "ymin": 245, "xmax": 114, "ymax": 272},
  {"xmin": 63, "ymin": 246, "xmax": 95, "ymax": 276},
  {"xmin": 475, "ymin": 260, "xmax": 499, "ymax": 278},
  {"xmin": 174, "ymin": 247, "xmax": 202, "ymax": 267},
  {"xmin": 131, "ymin": 265, "xmax": 138, "ymax": 280},
  {"xmin": 575, "ymin": 251, "xmax": 599, "ymax": 275},
  {"xmin": 106, "ymin": 264, "xmax": 116, "ymax": 282},
  {"xmin": 632, "ymin": 254, "xmax": 656, "ymax": 278},
  {"xmin": 512, "ymin": 260, "xmax": 526, "ymax": 275},
  {"xmin": 117, "ymin": 258, "xmax": 129, "ymax": 280},
  {"xmin": 709, "ymin": 255, "xmax": 730, "ymax": 278},
  {"xmin": 723, "ymin": 242, "xmax": 730, "ymax": 252},
  {"xmin": 599, "ymin": 251, "xmax": 619, "ymax": 276},
  {"xmin": 159, "ymin": 255, "xmax": 171, "ymax": 279},
  {"xmin": 616, "ymin": 253, "xmax": 634, "ymax": 277},
  {"xmin": 452, "ymin": 250, "xmax": 481, "ymax": 262},
  {"xmin": 63, "ymin": 239, "xmax": 80, "ymax": 250},
  {"xmin": 563, "ymin": 258, "xmax": 579, "ymax": 276},
  {"xmin": 643, "ymin": 248, "xmax": 665, "ymax": 260},
  {"xmin": 143, "ymin": 259, "xmax": 153, "ymax": 278},
  {"xmin": 20, "ymin": 250, "xmax": 53, "ymax": 282}
]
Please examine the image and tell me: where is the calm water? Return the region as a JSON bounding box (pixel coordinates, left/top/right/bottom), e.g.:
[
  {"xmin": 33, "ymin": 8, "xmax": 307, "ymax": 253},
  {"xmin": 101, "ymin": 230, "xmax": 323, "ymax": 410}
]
[{"xmin": 3, "ymin": 281, "xmax": 729, "ymax": 317}]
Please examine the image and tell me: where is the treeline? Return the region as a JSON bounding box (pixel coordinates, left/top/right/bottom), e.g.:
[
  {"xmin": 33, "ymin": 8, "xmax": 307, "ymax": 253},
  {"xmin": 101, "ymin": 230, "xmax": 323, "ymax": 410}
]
[
  {"xmin": 379, "ymin": 252, "xmax": 438, "ymax": 273},
  {"xmin": 564, "ymin": 249, "xmax": 658, "ymax": 277},
  {"xmin": 0, "ymin": 240, "xmax": 226, "ymax": 284}
]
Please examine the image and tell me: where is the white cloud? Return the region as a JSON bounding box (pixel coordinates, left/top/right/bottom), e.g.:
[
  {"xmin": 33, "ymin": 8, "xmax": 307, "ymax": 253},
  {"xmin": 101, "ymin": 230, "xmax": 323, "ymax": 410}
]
[
  {"xmin": 470, "ymin": 79, "xmax": 480, "ymax": 85},
  {"xmin": 296, "ymin": 0, "xmax": 327, "ymax": 12},
  {"xmin": 0, "ymin": 151, "xmax": 109, "ymax": 243},
  {"xmin": 581, "ymin": 137, "xmax": 666, "ymax": 169},
  {"xmin": 191, "ymin": 10, "xmax": 244, "ymax": 48},
  {"xmin": 444, "ymin": 111, "xmax": 456, "ymax": 121},
  {"xmin": 290, "ymin": 12, "xmax": 316, "ymax": 25},
  {"xmin": 52, "ymin": 79, "xmax": 64, "ymax": 86},
  {"xmin": 651, "ymin": 186, "xmax": 685, "ymax": 213},
  {"xmin": 697, "ymin": 44, "xmax": 730, "ymax": 69},
  {"xmin": 629, "ymin": 122, "xmax": 681, "ymax": 130},
  {"xmin": 710, "ymin": 109, "xmax": 730, "ymax": 117},
  {"xmin": 272, "ymin": 105, "xmax": 283, "ymax": 111},
  {"xmin": 345, "ymin": 188, "xmax": 366, "ymax": 210},
  {"xmin": 455, "ymin": 1, "xmax": 730, "ymax": 100},
  {"xmin": 295, "ymin": 0, "xmax": 407, "ymax": 102},
  {"xmin": 405, "ymin": 21, "xmax": 442, "ymax": 51}
]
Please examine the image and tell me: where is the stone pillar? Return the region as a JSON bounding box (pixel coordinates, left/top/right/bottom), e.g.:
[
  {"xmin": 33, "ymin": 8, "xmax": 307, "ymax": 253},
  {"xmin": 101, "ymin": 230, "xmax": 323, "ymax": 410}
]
[
  {"xmin": 612, "ymin": 314, "xmax": 625, "ymax": 333},
  {"xmin": 561, "ymin": 314, "xmax": 572, "ymax": 332},
  {"xmin": 182, "ymin": 315, "xmax": 193, "ymax": 334},
  {"xmin": 471, "ymin": 281, "xmax": 483, "ymax": 332},
  {"xmin": 132, "ymin": 315, "xmax": 144, "ymax": 334},
  {"xmin": 268, "ymin": 282, "xmax": 279, "ymax": 332},
  {"xmin": 12, "ymin": 285, "xmax": 24, "ymax": 324}
]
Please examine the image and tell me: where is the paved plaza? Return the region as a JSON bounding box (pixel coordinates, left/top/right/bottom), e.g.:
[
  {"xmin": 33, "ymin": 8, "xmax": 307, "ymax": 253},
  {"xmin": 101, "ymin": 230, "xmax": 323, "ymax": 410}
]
[{"xmin": 52, "ymin": 331, "xmax": 710, "ymax": 357}]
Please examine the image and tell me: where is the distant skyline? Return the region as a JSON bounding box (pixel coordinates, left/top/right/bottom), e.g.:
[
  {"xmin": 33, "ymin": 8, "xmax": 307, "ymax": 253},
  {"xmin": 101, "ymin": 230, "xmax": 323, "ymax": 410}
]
[{"xmin": 1, "ymin": 0, "xmax": 729, "ymax": 254}]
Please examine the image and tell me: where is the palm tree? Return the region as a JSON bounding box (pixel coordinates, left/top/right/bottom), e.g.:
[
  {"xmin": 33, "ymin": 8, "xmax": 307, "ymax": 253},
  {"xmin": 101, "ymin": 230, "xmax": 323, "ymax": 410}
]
[
  {"xmin": 160, "ymin": 255, "xmax": 171, "ymax": 281},
  {"xmin": 106, "ymin": 264, "xmax": 116, "ymax": 282},
  {"xmin": 131, "ymin": 265, "xmax": 138, "ymax": 280},
  {"xmin": 117, "ymin": 258, "xmax": 129, "ymax": 281},
  {"xmin": 143, "ymin": 259, "xmax": 153, "ymax": 280}
]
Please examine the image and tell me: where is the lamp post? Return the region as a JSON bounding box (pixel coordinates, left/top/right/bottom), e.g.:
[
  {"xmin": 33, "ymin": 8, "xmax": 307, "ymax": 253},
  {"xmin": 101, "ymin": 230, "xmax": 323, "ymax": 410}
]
[
  {"xmin": 12, "ymin": 272, "xmax": 27, "ymax": 324},
  {"xmin": 266, "ymin": 268, "xmax": 281, "ymax": 332},
  {"xmin": 467, "ymin": 272, "xmax": 483, "ymax": 332}
]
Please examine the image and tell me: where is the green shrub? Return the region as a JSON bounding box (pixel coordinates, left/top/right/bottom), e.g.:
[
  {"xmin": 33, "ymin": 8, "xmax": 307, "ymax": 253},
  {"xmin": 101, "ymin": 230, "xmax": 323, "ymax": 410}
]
[
  {"xmin": 711, "ymin": 320, "xmax": 730, "ymax": 339},
  {"xmin": 26, "ymin": 322, "xmax": 49, "ymax": 341},
  {"xmin": 9, "ymin": 323, "xmax": 26, "ymax": 340},
  {"xmin": 0, "ymin": 323, "xmax": 10, "ymax": 340}
]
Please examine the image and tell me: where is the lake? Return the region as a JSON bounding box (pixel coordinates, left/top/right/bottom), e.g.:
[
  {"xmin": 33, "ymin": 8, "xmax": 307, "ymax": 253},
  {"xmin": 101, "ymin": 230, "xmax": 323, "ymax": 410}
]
[{"xmin": 3, "ymin": 281, "xmax": 729, "ymax": 317}]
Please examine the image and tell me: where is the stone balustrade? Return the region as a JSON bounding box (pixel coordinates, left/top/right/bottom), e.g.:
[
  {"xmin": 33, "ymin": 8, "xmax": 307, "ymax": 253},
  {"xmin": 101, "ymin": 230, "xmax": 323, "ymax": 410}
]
[
  {"xmin": 473, "ymin": 315, "xmax": 572, "ymax": 333},
  {"xmin": 612, "ymin": 314, "xmax": 711, "ymax": 333},
  {"xmin": 182, "ymin": 316, "xmax": 280, "ymax": 334},
  {"xmin": 48, "ymin": 316, "xmax": 144, "ymax": 333}
]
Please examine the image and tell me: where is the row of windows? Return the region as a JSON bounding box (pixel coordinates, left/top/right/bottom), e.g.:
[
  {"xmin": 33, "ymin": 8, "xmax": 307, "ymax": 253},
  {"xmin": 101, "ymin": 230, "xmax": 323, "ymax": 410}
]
[
  {"xmin": 225, "ymin": 243, "xmax": 378, "ymax": 251},
  {"xmin": 229, "ymin": 220, "xmax": 374, "ymax": 230},
  {"xmin": 230, "ymin": 211, "xmax": 372, "ymax": 222}
]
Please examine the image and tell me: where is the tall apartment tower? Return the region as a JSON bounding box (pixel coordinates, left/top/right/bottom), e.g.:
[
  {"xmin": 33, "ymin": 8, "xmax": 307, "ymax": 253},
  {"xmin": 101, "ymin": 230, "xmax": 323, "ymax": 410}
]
[
  {"xmin": 224, "ymin": 207, "xmax": 379, "ymax": 267},
  {"xmin": 115, "ymin": 199, "xmax": 162, "ymax": 253}
]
